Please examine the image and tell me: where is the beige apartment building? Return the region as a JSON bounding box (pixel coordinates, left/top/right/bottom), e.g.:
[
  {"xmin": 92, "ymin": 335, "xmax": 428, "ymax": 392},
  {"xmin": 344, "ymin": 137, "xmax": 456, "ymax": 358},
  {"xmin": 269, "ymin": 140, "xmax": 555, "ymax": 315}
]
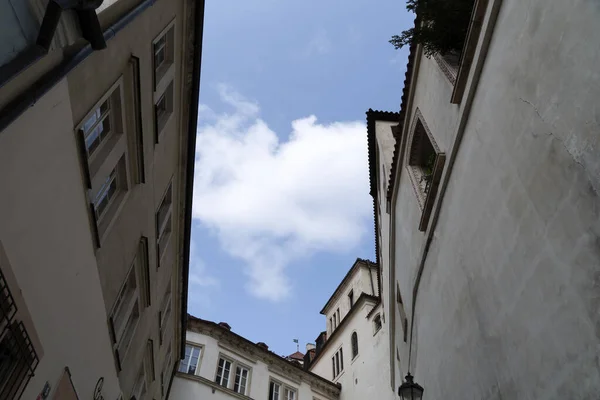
[{"xmin": 0, "ymin": 0, "xmax": 203, "ymax": 398}]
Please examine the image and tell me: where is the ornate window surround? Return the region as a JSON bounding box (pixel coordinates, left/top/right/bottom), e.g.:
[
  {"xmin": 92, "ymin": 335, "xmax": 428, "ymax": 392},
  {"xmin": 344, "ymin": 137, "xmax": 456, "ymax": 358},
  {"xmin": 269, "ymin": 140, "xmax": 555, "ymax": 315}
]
[{"xmin": 405, "ymin": 109, "xmax": 446, "ymax": 232}]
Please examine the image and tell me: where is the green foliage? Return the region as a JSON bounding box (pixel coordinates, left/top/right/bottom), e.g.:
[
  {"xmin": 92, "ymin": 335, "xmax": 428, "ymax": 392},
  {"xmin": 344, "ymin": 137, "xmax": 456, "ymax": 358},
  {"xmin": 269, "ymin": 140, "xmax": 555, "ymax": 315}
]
[{"xmin": 390, "ymin": 0, "xmax": 475, "ymax": 57}]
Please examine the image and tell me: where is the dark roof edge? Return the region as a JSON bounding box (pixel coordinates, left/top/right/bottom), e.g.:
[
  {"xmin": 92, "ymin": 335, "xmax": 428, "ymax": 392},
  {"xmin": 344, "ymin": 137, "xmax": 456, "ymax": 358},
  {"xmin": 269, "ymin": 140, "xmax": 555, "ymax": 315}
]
[
  {"xmin": 386, "ymin": 16, "xmax": 420, "ymax": 201},
  {"xmin": 188, "ymin": 315, "xmax": 342, "ymax": 391},
  {"xmin": 319, "ymin": 258, "xmax": 377, "ymax": 315},
  {"xmin": 310, "ymin": 293, "xmax": 379, "ymax": 368},
  {"xmin": 180, "ymin": 0, "xmax": 206, "ymax": 359}
]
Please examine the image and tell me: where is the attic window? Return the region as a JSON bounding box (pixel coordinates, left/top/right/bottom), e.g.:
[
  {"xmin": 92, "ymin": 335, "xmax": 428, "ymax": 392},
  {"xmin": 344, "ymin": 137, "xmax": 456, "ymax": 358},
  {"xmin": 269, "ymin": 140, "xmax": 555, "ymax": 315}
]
[{"xmin": 406, "ymin": 109, "xmax": 446, "ymax": 232}]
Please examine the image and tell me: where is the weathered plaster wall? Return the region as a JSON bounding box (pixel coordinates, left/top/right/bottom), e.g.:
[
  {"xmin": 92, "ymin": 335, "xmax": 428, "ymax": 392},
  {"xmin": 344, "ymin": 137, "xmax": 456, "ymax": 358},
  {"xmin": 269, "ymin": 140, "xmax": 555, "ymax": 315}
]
[
  {"xmin": 0, "ymin": 79, "xmax": 121, "ymax": 400},
  {"xmin": 393, "ymin": 0, "xmax": 600, "ymax": 398}
]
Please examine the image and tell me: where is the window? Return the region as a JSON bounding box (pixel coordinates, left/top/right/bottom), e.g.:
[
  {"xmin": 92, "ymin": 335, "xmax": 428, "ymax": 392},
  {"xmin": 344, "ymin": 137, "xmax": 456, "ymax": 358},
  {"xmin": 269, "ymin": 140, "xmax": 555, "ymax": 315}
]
[
  {"xmin": 145, "ymin": 339, "xmax": 156, "ymax": 382},
  {"xmin": 332, "ymin": 347, "xmax": 344, "ymax": 379},
  {"xmin": 109, "ymin": 266, "xmax": 140, "ymax": 368},
  {"xmin": 351, "ymin": 332, "xmax": 358, "ymax": 359},
  {"xmin": 154, "ymin": 81, "xmax": 174, "ymax": 140},
  {"xmin": 77, "ymin": 77, "xmax": 138, "ymax": 243},
  {"xmin": 397, "ymin": 282, "xmax": 408, "ymax": 343},
  {"xmin": 348, "ymin": 290, "xmax": 354, "ymax": 308},
  {"xmin": 137, "ymin": 238, "xmax": 151, "ymax": 308},
  {"xmin": 337, "ymin": 308, "xmax": 340, "ymax": 325},
  {"xmin": 159, "ymin": 282, "xmax": 172, "ymax": 345},
  {"xmin": 373, "ymin": 314, "xmax": 382, "ymax": 334},
  {"xmin": 406, "ymin": 109, "xmax": 446, "ymax": 231},
  {"xmin": 179, "ymin": 344, "xmax": 202, "ymax": 375},
  {"xmin": 161, "ymin": 344, "xmax": 172, "ymax": 397},
  {"xmin": 269, "ymin": 381, "xmax": 280, "ymax": 400},
  {"xmin": 215, "ymin": 357, "xmax": 232, "ymax": 387},
  {"xmin": 215, "ymin": 355, "xmax": 251, "ymax": 394},
  {"xmin": 82, "ymin": 98, "xmax": 112, "ymax": 157},
  {"xmin": 332, "ymin": 314, "xmax": 336, "ymax": 330},
  {"xmin": 153, "ymin": 22, "xmax": 175, "ymax": 88},
  {"xmin": 156, "ymin": 182, "xmax": 173, "ymax": 264},
  {"xmin": 269, "ymin": 380, "xmax": 296, "ymax": 400},
  {"xmin": 233, "ymin": 365, "xmax": 249, "ymax": 395},
  {"xmin": 0, "ymin": 246, "xmax": 40, "ymax": 399},
  {"xmin": 131, "ymin": 362, "xmax": 146, "ymax": 400},
  {"xmin": 284, "ymin": 387, "xmax": 296, "ymax": 400}
]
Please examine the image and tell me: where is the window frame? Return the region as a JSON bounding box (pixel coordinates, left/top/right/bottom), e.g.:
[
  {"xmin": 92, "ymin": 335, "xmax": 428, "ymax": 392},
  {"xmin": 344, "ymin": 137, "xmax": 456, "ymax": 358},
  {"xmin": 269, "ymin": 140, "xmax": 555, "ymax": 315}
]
[
  {"xmin": 348, "ymin": 290, "xmax": 354, "ymax": 308},
  {"xmin": 178, "ymin": 343, "xmax": 203, "ymax": 376},
  {"xmin": 131, "ymin": 361, "xmax": 147, "ymax": 400},
  {"xmin": 269, "ymin": 379, "xmax": 296, "ymax": 400},
  {"xmin": 214, "ymin": 356, "xmax": 233, "ymax": 388},
  {"xmin": 332, "ymin": 346, "xmax": 344, "ymax": 379},
  {"xmin": 159, "ymin": 280, "xmax": 172, "ymax": 346},
  {"xmin": 373, "ymin": 313, "xmax": 382, "ymax": 335},
  {"xmin": 214, "ymin": 354, "xmax": 252, "ymax": 395},
  {"xmin": 152, "ymin": 20, "xmax": 176, "ymax": 91},
  {"xmin": 405, "ymin": 109, "xmax": 446, "ymax": 232},
  {"xmin": 350, "ymin": 331, "xmax": 359, "ymax": 360},
  {"xmin": 108, "ymin": 263, "xmax": 140, "ymax": 370},
  {"xmin": 156, "ymin": 181, "xmax": 174, "ymax": 266},
  {"xmin": 161, "ymin": 343, "xmax": 172, "ymax": 397}
]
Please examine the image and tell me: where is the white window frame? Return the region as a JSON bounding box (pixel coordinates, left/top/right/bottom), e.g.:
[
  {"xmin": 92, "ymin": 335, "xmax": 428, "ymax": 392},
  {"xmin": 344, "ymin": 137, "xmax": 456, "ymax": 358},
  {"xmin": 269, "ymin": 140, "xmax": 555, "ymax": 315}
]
[
  {"xmin": 109, "ymin": 264, "xmax": 140, "ymax": 368},
  {"xmin": 269, "ymin": 379, "xmax": 296, "ymax": 400},
  {"xmin": 152, "ymin": 20, "xmax": 175, "ymax": 91},
  {"xmin": 233, "ymin": 363, "xmax": 250, "ymax": 395},
  {"xmin": 159, "ymin": 281, "xmax": 172, "ymax": 345},
  {"xmin": 178, "ymin": 343, "xmax": 203, "ymax": 376},
  {"xmin": 215, "ymin": 356, "xmax": 233, "ymax": 388},
  {"xmin": 332, "ymin": 346, "xmax": 344, "ymax": 379},
  {"xmin": 156, "ymin": 181, "xmax": 173, "ymax": 265},
  {"xmin": 214, "ymin": 354, "xmax": 252, "ymax": 394},
  {"xmin": 77, "ymin": 76, "xmax": 137, "ymax": 243}
]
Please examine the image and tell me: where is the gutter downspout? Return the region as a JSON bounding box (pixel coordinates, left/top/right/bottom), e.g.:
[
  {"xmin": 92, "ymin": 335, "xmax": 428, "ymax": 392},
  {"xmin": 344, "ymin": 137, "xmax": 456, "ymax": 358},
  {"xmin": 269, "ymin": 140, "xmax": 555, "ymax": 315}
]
[
  {"xmin": 179, "ymin": 0, "xmax": 205, "ymax": 359},
  {"xmin": 407, "ymin": 0, "xmax": 503, "ymax": 371},
  {"xmin": 0, "ymin": 0, "xmax": 157, "ymax": 133}
]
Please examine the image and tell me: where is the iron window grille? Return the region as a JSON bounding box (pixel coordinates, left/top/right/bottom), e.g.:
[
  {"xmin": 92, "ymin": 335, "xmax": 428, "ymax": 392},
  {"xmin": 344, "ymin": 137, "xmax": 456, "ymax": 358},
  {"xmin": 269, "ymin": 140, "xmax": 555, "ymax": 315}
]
[{"xmin": 0, "ymin": 269, "xmax": 39, "ymax": 399}]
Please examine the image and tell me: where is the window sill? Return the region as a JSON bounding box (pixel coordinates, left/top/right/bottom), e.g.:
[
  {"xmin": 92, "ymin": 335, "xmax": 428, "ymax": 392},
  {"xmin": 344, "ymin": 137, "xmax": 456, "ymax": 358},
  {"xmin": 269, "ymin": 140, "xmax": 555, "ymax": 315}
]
[
  {"xmin": 350, "ymin": 355, "xmax": 359, "ymax": 365},
  {"xmin": 333, "ymin": 370, "xmax": 345, "ymax": 383}
]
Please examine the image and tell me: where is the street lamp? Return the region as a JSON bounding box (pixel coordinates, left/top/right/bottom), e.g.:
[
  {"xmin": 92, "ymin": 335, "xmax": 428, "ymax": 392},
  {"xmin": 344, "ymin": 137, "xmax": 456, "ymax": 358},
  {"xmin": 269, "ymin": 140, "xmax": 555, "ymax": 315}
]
[{"xmin": 398, "ymin": 373, "xmax": 424, "ymax": 400}]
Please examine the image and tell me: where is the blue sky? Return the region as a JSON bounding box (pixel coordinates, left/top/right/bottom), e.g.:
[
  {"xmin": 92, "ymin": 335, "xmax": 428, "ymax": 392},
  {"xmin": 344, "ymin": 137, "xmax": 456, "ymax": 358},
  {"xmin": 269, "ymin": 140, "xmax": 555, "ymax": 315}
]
[{"xmin": 187, "ymin": 0, "xmax": 413, "ymax": 358}]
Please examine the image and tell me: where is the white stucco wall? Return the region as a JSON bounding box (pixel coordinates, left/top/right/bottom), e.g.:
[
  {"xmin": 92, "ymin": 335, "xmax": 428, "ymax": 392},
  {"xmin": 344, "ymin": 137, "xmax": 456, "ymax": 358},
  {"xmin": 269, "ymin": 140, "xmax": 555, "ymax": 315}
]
[
  {"xmin": 389, "ymin": 0, "xmax": 600, "ymax": 398},
  {"xmin": 324, "ymin": 264, "xmax": 378, "ymax": 336},
  {"xmin": 311, "ymin": 299, "xmax": 395, "ymax": 400},
  {"xmin": 172, "ymin": 330, "xmax": 338, "ymax": 400},
  {"xmin": 0, "ymin": 79, "xmax": 121, "ymax": 400}
]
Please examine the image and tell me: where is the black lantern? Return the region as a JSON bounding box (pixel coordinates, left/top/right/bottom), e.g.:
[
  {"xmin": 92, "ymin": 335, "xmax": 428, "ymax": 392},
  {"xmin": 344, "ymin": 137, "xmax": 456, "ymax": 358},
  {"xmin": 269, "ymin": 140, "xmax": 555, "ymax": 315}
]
[{"xmin": 398, "ymin": 373, "xmax": 424, "ymax": 400}]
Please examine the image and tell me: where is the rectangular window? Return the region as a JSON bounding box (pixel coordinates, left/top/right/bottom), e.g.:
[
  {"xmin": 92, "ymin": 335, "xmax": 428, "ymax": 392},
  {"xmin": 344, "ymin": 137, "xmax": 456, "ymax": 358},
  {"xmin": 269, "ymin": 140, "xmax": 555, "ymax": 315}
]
[
  {"xmin": 337, "ymin": 308, "xmax": 340, "ymax": 324},
  {"xmin": 154, "ymin": 81, "xmax": 174, "ymax": 140},
  {"xmin": 156, "ymin": 182, "xmax": 173, "ymax": 263},
  {"xmin": 331, "ymin": 356, "xmax": 335, "ymax": 379},
  {"xmin": 109, "ymin": 266, "xmax": 140, "ymax": 368},
  {"xmin": 159, "ymin": 283, "xmax": 172, "ymax": 345},
  {"xmin": 332, "ymin": 347, "xmax": 344, "ymax": 378},
  {"xmin": 284, "ymin": 387, "xmax": 296, "ymax": 400},
  {"xmin": 215, "ymin": 357, "xmax": 232, "ymax": 387},
  {"xmin": 153, "ymin": 23, "xmax": 175, "ymax": 88},
  {"xmin": 233, "ymin": 365, "xmax": 249, "ymax": 395},
  {"xmin": 145, "ymin": 339, "xmax": 155, "ymax": 382},
  {"xmin": 82, "ymin": 98, "xmax": 112, "ymax": 157},
  {"xmin": 335, "ymin": 352, "xmax": 340, "ymax": 376},
  {"xmin": 348, "ymin": 290, "xmax": 354, "ymax": 307},
  {"xmin": 269, "ymin": 381, "xmax": 280, "ymax": 400},
  {"xmin": 93, "ymin": 165, "xmax": 119, "ymax": 221},
  {"xmin": 179, "ymin": 344, "xmax": 202, "ymax": 375},
  {"xmin": 161, "ymin": 344, "xmax": 172, "ymax": 397},
  {"xmin": 132, "ymin": 363, "xmax": 146, "ymax": 400},
  {"xmin": 137, "ymin": 238, "xmax": 151, "ymax": 308}
]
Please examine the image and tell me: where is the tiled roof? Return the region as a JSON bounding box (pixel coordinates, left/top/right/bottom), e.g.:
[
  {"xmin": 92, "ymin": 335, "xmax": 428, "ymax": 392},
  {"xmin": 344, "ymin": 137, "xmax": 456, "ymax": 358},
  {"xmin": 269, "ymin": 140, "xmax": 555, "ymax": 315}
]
[
  {"xmin": 288, "ymin": 351, "xmax": 305, "ymax": 360},
  {"xmin": 386, "ymin": 16, "xmax": 419, "ymax": 202}
]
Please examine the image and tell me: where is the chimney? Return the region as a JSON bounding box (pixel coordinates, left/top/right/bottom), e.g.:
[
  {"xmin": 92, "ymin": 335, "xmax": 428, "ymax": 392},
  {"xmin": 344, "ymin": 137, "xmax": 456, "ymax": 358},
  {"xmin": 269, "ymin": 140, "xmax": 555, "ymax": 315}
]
[
  {"xmin": 256, "ymin": 342, "xmax": 269, "ymax": 350},
  {"xmin": 303, "ymin": 348, "xmax": 316, "ymax": 370},
  {"xmin": 218, "ymin": 322, "xmax": 231, "ymax": 330},
  {"xmin": 306, "ymin": 343, "xmax": 315, "ymax": 352}
]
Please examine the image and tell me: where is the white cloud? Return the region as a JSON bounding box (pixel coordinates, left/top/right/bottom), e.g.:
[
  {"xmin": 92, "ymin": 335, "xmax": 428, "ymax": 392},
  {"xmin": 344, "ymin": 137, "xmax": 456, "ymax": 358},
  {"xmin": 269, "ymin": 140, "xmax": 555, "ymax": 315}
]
[
  {"xmin": 187, "ymin": 240, "xmax": 219, "ymax": 310},
  {"xmin": 301, "ymin": 30, "xmax": 332, "ymax": 58},
  {"xmin": 193, "ymin": 85, "xmax": 372, "ymax": 301}
]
